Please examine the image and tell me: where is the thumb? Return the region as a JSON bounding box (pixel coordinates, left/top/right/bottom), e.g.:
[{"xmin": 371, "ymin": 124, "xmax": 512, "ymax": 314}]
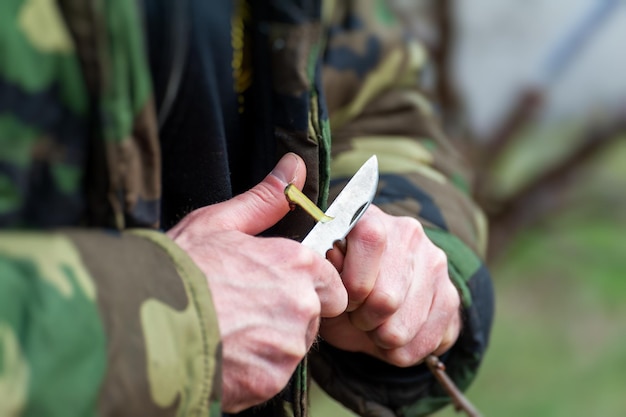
[{"xmin": 210, "ymin": 153, "xmax": 306, "ymax": 235}]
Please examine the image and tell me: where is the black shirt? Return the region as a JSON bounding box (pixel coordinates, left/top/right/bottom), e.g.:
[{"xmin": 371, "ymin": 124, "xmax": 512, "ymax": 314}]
[{"xmin": 144, "ymin": 0, "xmax": 271, "ymax": 229}]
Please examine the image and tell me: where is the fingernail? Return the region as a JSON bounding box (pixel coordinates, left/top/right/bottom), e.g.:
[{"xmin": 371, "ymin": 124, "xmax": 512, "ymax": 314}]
[{"xmin": 270, "ymin": 153, "xmax": 299, "ymax": 184}]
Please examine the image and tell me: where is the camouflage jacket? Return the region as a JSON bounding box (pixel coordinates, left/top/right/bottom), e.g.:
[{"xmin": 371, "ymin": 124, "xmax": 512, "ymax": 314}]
[{"xmin": 0, "ymin": 1, "xmax": 493, "ymax": 416}]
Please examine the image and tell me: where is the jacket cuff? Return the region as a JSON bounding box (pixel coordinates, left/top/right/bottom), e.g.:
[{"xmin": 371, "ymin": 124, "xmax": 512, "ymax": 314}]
[
  {"xmin": 0, "ymin": 230, "xmax": 222, "ymax": 416},
  {"xmin": 66, "ymin": 229, "xmax": 223, "ymax": 416}
]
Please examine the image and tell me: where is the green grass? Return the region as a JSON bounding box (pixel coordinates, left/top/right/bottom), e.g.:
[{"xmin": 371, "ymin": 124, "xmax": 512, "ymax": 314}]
[
  {"xmin": 437, "ymin": 237, "xmax": 626, "ymax": 417},
  {"xmin": 435, "ymin": 218, "xmax": 625, "ymax": 417}
]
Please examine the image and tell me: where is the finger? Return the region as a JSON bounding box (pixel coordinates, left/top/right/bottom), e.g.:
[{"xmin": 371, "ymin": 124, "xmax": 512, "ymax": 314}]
[
  {"xmin": 366, "ymin": 274, "xmax": 430, "ymax": 350},
  {"xmin": 318, "ymin": 314, "xmax": 372, "ymax": 351},
  {"xmin": 210, "ymin": 153, "xmax": 307, "ymax": 234},
  {"xmin": 349, "ymin": 277, "xmax": 411, "ymax": 333},
  {"xmin": 348, "ymin": 254, "xmax": 411, "ymax": 332},
  {"xmin": 326, "ymin": 242, "xmax": 346, "ymax": 272},
  {"xmin": 341, "ymin": 207, "xmax": 386, "ymax": 312},
  {"xmin": 433, "ymin": 307, "xmax": 461, "ymax": 356},
  {"xmin": 373, "ymin": 278, "xmax": 460, "ymax": 366},
  {"xmin": 361, "ymin": 218, "xmax": 443, "ymax": 342},
  {"xmin": 432, "ymin": 281, "xmax": 462, "ymax": 355},
  {"xmin": 375, "ymin": 307, "xmax": 459, "ymax": 367},
  {"xmin": 313, "ymin": 254, "xmax": 349, "ymax": 318}
]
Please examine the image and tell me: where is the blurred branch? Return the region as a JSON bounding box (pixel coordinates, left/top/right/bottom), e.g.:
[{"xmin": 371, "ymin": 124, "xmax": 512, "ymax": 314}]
[
  {"xmin": 473, "ymin": 0, "xmax": 617, "ymax": 168},
  {"xmin": 479, "ymin": 89, "xmax": 544, "ymax": 167},
  {"xmin": 431, "ymin": 0, "xmax": 463, "ymax": 129},
  {"xmin": 472, "ymin": 0, "xmax": 622, "ymax": 260},
  {"xmin": 426, "ymin": 0, "xmax": 619, "ymax": 144},
  {"xmin": 485, "ymin": 110, "xmax": 626, "ymax": 260},
  {"xmin": 426, "ymin": 355, "xmax": 482, "ymax": 417},
  {"xmin": 472, "ymin": 88, "xmax": 545, "ymax": 210}
]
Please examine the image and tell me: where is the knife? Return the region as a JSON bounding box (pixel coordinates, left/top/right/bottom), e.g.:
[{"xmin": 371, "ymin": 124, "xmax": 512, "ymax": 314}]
[{"xmin": 290, "ymin": 155, "xmax": 379, "ymax": 256}]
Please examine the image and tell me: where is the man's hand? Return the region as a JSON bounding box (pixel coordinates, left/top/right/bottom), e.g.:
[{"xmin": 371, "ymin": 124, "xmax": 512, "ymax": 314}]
[
  {"xmin": 167, "ymin": 153, "xmax": 347, "ymax": 412},
  {"xmin": 322, "ymin": 205, "xmax": 461, "ymax": 367}
]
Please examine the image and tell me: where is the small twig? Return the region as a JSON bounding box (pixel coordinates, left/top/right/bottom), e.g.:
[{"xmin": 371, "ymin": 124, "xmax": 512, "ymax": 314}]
[
  {"xmin": 425, "ymin": 355, "xmax": 482, "ymax": 417},
  {"xmin": 285, "ymin": 184, "xmax": 333, "ymax": 223}
]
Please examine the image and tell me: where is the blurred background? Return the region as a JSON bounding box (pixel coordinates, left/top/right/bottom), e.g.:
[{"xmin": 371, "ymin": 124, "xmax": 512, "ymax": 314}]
[
  {"xmin": 408, "ymin": 0, "xmax": 626, "ymax": 415},
  {"xmin": 314, "ymin": 0, "xmax": 626, "ymax": 415}
]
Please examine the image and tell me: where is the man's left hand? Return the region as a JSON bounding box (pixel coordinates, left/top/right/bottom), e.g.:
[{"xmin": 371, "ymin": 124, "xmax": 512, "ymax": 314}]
[{"xmin": 320, "ymin": 205, "xmax": 461, "ymax": 367}]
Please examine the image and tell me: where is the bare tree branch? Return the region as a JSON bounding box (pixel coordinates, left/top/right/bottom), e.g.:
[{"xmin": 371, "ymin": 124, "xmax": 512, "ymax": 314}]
[{"xmin": 485, "ymin": 110, "xmax": 626, "ymax": 260}]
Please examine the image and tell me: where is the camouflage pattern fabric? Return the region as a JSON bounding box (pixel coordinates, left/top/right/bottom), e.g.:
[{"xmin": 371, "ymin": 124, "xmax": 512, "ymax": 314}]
[
  {"xmin": 0, "ymin": 0, "xmax": 160, "ymax": 230},
  {"xmin": 0, "ymin": 230, "xmax": 221, "ymax": 416},
  {"xmin": 0, "ymin": 1, "xmax": 221, "ymax": 416}
]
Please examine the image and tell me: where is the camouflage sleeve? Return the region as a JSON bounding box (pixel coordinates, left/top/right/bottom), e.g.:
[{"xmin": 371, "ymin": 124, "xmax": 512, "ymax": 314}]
[
  {"xmin": 0, "ymin": 230, "xmax": 222, "ymax": 417},
  {"xmin": 309, "ymin": 1, "xmax": 494, "ymax": 416},
  {"xmin": 1, "ymin": 2, "xmax": 222, "ymax": 415}
]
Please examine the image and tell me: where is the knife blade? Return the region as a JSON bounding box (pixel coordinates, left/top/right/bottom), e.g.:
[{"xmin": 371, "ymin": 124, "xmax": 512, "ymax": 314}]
[{"xmin": 301, "ymin": 155, "xmax": 379, "ymax": 256}]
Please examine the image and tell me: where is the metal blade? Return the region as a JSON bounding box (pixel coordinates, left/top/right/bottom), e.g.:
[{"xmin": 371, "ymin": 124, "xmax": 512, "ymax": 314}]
[{"xmin": 302, "ymin": 155, "xmax": 378, "ymax": 256}]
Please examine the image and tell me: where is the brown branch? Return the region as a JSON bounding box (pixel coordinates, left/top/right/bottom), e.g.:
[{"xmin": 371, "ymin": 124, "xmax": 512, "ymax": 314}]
[
  {"xmin": 431, "ymin": 0, "xmax": 460, "ymax": 119},
  {"xmin": 430, "ymin": 0, "xmax": 470, "ymax": 139},
  {"xmin": 471, "ymin": 88, "xmax": 545, "ymax": 196},
  {"xmin": 483, "ymin": 89, "xmax": 544, "ymax": 161},
  {"xmin": 485, "ymin": 111, "xmax": 626, "ymax": 260},
  {"xmin": 472, "ymin": 89, "xmax": 544, "ymax": 209},
  {"xmin": 426, "ymin": 355, "xmax": 482, "ymax": 417}
]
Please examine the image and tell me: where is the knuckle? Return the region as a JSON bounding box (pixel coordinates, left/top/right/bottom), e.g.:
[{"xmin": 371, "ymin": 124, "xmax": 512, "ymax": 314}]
[
  {"xmin": 376, "ymin": 323, "xmax": 412, "ymax": 348},
  {"xmin": 385, "ymin": 348, "xmax": 417, "ymax": 368},
  {"xmin": 370, "ymin": 289, "xmax": 403, "ymax": 315},
  {"xmin": 292, "ymin": 245, "xmax": 316, "ymax": 268},
  {"xmin": 443, "ymin": 282, "xmax": 461, "ymax": 311},
  {"xmin": 354, "ymin": 218, "xmax": 387, "ymax": 252},
  {"xmin": 295, "ymin": 293, "xmax": 321, "ymax": 318},
  {"xmin": 427, "ymin": 247, "xmax": 449, "ymax": 278},
  {"xmin": 432, "ymin": 246, "xmax": 448, "ymax": 266},
  {"xmin": 423, "ymin": 335, "xmax": 441, "ymax": 356},
  {"xmin": 407, "ymin": 216, "xmax": 425, "ymax": 231},
  {"xmin": 248, "ymin": 183, "xmax": 278, "ymax": 206},
  {"xmin": 347, "ymin": 281, "xmax": 373, "ymax": 303},
  {"xmin": 384, "ymin": 335, "xmax": 440, "ymax": 367},
  {"xmin": 400, "ymin": 216, "xmax": 424, "ymax": 236}
]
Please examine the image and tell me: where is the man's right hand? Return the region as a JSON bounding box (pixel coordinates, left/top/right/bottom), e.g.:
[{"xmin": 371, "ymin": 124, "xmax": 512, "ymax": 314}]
[{"xmin": 167, "ymin": 153, "xmax": 347, "ymax": 413}]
